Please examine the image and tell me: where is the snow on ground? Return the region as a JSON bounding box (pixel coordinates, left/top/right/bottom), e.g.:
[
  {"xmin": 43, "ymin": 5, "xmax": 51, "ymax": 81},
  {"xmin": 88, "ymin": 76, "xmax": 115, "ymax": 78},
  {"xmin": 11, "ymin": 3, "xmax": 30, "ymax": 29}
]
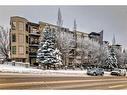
[{"xmin": 0, "ymin": 64, "xmax": 111, "ymax": 76}]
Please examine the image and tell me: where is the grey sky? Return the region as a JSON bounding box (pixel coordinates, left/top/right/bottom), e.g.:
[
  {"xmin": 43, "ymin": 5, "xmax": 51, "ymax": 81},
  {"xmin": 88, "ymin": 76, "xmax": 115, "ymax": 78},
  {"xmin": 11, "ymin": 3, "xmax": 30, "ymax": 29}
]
[{"xmin": 0, "ymin": 6, "xmax": 127, "ymax": 49}]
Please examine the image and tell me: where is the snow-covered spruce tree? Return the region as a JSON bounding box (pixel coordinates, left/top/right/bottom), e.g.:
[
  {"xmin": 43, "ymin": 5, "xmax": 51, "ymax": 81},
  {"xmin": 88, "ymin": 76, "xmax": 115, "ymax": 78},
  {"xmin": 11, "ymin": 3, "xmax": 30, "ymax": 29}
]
[
  {"xmin": 105, "ymin": 47, "xmax": 118, "ymax": 69},
  {"xmin": 36, "ymin": 26, "xmax": 62, "ymax": 69}
]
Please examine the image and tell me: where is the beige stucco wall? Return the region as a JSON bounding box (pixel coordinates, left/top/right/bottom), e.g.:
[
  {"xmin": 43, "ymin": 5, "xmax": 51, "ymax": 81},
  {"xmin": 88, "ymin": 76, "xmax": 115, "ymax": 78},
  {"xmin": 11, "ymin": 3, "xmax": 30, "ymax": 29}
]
[{"xmin": 10, "ymin": 16, "xmax": 29, "ymax": 62}]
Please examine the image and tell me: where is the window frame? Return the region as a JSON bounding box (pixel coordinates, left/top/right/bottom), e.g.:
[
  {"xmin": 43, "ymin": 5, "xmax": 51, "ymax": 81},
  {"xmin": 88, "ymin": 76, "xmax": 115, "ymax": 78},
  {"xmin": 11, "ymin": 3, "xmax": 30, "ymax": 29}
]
[
  {"xmin": 12, "ymin": 46, "xmax": 16, "ymax": 54},
  {"xmin": 18, "ymin": 34, "xmax": 24, "ymax": 43},
  {"xmin": 12, "ymin": 34, "xmax": 16, "ymax": 42},
  {"xmin": 26, "ymin": 47, "xmax": 29, "ymax": 54},
  {"xmin": 26, "ymin": 35, "xmax": 28, "ymax": 43},
  {"xmin": 18, "ymin": 46, "xmax": 24, "ymax": 54},
  {"xmin": 12, "ymin": 21, "xmax": 16, "ymax": 30},
  {"xmin": 18, "ymin": 22, "xmax": 24, "ymax": 31}
]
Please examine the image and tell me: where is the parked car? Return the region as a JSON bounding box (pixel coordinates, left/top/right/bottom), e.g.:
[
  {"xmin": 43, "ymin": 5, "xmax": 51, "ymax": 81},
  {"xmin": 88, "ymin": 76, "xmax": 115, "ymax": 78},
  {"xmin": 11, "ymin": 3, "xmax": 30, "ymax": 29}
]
[
  {"xmin": 111, "ymin": 68, "xmax": 126, "ymax": 76},
  {"xmin": 87, "ymin": 67, "xmax": 104, "ymax": 76}
]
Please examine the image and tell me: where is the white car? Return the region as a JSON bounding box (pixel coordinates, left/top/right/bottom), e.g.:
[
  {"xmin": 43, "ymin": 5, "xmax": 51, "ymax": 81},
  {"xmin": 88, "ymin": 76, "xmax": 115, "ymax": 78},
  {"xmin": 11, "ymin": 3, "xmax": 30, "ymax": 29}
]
[{"xmin": 111, "ymin": 68, "xmax": 126, "ymax": 76}]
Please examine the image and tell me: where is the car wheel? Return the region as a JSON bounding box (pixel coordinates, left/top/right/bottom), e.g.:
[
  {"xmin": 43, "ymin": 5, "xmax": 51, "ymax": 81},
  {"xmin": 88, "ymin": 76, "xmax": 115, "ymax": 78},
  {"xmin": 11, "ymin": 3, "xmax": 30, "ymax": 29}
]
[
  {"xmin": 93, "ymin": 72, "xmax": 96, "ymax": 76},
  {"xmin": 101, "ymin": 72, "xmax": 104, "ymax": 76}
]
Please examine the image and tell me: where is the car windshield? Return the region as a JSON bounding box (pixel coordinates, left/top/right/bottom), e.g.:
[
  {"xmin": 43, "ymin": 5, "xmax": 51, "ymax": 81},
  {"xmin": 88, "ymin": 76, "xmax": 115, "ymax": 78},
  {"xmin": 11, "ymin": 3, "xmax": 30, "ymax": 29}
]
[
  {"xmin": 113, "ymin": 68, "xmax": 119, "ymax": 71},
  {"xmin": 90, "ymin": 68, "xmax": 103, "ymax": 70}
]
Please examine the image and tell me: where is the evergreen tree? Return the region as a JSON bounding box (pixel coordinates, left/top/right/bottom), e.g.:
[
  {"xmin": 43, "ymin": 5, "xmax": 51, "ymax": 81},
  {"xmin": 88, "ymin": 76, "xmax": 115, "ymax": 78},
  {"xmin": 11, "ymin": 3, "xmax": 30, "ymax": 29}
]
[
  {"xmin": 105, "ymin": 47, "xmax": 118, "ymax": 69},
  {"xmin": 36, "ymin": 26, "xmax": 62, "ymax": 69}
]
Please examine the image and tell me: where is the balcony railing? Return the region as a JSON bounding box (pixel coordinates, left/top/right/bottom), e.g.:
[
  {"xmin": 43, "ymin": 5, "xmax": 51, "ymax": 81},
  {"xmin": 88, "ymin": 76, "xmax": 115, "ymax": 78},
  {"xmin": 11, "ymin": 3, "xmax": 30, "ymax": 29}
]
[
  {"xmin": 29, "ymin": 54, "xmax": 37, "ymax": 58},
  {"xmin": 29, "ymin": 39, "xmax": 39, "ymax": 47},
  {"xmin": 69, "ymin": 53, "xmax": 75, "ymax": 56},
  {"xmin": 29, "ymin": 52, "xmax": 37, "ymax": 58},
  {"xmin": 29, "ymin": 52, "xmax": 37, "ymax": 55},
  {"xmin": 76, "ymin": 56, "xmax": 81, "ymax": 59},
  {"xmin": 30, "ymin": 41, "xmax": 39, "ymax": 44},
  {"xmin": 29, "ymin": 31, "xmax": 40, "ymax": 36},
  {"xmin": 29, "ymin": 44, "xmax": 40, "ymax": 47}
]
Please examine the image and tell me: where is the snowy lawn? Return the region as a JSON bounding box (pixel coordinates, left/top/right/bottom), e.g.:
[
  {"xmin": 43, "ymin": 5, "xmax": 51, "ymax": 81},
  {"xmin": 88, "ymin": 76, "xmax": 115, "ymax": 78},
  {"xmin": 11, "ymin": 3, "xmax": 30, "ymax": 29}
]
[
  {"xmin": 0, "ymin": 64, "xmax": 86, "ymax": 76},
  {"xmin": 0, "ymin": 64, "xmax": 111, "ymax": 76}
]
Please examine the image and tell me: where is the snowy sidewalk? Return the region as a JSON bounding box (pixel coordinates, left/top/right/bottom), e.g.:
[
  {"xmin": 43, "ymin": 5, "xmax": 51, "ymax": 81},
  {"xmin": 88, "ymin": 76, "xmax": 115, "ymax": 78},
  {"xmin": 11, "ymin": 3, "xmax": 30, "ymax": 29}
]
[{"xmin": 0, "ymin": 64, "xmax": 111, "ymax": 76}]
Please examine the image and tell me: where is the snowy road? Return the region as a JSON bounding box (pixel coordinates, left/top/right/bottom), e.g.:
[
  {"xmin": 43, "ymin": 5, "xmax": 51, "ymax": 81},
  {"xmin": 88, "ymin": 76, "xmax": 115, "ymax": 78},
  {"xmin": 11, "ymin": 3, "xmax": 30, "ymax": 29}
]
[
  {"xmin": 0, "ymin": 73, "xmax": 127, "ymax": 90},
  {"xmin": 0, "ymin": 64, "xmax": 127, "ymax": 90}
]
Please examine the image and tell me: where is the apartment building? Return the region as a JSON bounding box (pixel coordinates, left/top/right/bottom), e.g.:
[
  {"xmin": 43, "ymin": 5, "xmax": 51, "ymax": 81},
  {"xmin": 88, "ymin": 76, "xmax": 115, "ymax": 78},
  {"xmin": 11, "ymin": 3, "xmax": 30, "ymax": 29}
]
[
  {"xmin": 10, "ymin": 16, "xmax": 103, "ymax": 67},
  {"xmin": 10, "ymin": 16, "xmax": 29, "ymax": 63},
  {"xmin": 10, "ymin": 16, "xmax": 70, "ymax": 66},
  {"xmin": 88, "ymin": 31, "xmax": 103, "ymax": 45},
  {"xmin": 28, "ymin": 22, "xmax": 40, "ymax": 66}
]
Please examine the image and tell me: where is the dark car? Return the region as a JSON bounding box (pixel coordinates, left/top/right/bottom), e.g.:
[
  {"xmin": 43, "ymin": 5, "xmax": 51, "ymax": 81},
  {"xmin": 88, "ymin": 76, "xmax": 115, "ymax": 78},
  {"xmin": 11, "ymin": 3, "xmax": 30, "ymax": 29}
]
[{"xmin": 87, "ymin": 67, "xmax": 104, "ymax": 76}]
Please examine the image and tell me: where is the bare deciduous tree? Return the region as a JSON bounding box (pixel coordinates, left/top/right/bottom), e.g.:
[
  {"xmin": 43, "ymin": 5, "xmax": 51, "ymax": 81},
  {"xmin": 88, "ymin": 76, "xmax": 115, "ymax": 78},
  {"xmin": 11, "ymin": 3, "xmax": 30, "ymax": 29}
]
[
  {"xmin": 114, "ymin": 48, "xmax": 125, "ymax": 68},
  {"xmin": 0, "ymin": 26, "xmax": 9, "ymax": 61},
  {"xmin": 77, "ymin": 37, "xmax": 101, "ymax": 66},
  {"xmin": 56, "ymin": 29, "xmax": 73, "ymax": 66}
]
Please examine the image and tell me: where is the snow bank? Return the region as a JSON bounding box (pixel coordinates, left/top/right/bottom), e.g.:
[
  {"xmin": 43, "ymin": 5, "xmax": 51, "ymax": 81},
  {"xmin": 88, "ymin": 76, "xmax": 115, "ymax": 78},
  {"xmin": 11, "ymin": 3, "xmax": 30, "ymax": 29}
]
[
  {"xmin": 0, "ymin": 64, "xmax": 86, "ymax": 76},
  {"xmin": 0, "ymin": 64, "xmax": 111, "ymax": 76}
]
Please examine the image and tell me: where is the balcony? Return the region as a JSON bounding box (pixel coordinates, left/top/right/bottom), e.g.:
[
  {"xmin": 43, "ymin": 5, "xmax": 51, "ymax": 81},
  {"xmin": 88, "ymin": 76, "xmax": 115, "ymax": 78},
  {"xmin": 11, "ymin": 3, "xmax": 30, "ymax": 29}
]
[
  {"xmin": 30, "ymin": 41, "xmax": 39, "ymax": 44},
  {"xmin": 29, "ymin": 52, "xmax": 37, "ymax": 58},
  {"xmin": 29, "ymin": 44, "xmax": 40, "ymax": 47},
  {"xmin": 29, "ymin": 31, "xmax": 40, "ymax": 36},
  {"xmin": 29, "ymin": 32, "xmax": 40, "ymax": 37},
  {"xmin": 29, "ymin": 52, "xmax": 37, "ymax": 55},
  {"xmin": 29, "ymin": 39, "xmax": 40, "ymax": 47},
  {"xmin": 29, "ymin": 54, "xmax": 37, "ymax": 58},
  {"xmin": 76, "ymin": 56, "xmax": 81, "ymax": 59},
  {"xmin": 68, "ymin": 56, "xmax": 74, "ymax": 59},
  {"xmin": 69, "ymin": 53, "xmax": 75, "ymax": 56}
]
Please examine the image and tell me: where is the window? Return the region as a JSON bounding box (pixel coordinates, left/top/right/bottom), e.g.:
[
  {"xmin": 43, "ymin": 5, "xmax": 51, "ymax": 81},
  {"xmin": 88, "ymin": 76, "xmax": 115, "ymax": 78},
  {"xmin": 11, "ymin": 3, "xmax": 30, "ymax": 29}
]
[
  {"xmin": 30, "ymin": 37, "xmax": 34, "ymax": 44},
  {"xmin": 26, "ymin": 47, "xmax": 28, "ymax": 54},
  {"xmin": 12, "ymin": 34, "xmax": 16, "ymax": 42},
  {"xmin": 12, "ymin": 21, "xmax": 16, "ymax": 30},
  {"xmin": 12, "ymin": 46, "xmax": 16, "ymax": 54},
  {"xmin": 26, "ymin": 24, "xmax": 28, "ymax": 31},
  {"xmin": 18, "ymin": 34, "xmax": 24, "ymax": 43},
  {"xmin": 32, "ymin": 28, "xmax": 37, "ymax": 33},
  {"xmin": 26, "ymin": 36, "xmax": 28, "ymax": 43},
  {"xmin": 19, "ymin": 46, "xmax": 24, "ymax": 54},
  {"xmin": 29, "ymin": 26, "xmax": 31, "ymax": 33},
  {"xmin": 35, "ymin": 38, "xmax": 38, "ymax": 44},
  {"xmin": 19, "ymin": 22, "xmax": 24, "ymax": 31}
]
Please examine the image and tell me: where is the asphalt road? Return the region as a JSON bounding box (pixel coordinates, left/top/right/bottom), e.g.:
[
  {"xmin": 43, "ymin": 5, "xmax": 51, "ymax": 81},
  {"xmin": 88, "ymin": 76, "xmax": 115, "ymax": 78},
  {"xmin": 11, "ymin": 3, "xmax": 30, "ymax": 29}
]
[{"xmin": 0, "ymin": 73, "xmax": 127, "ymax": 90}]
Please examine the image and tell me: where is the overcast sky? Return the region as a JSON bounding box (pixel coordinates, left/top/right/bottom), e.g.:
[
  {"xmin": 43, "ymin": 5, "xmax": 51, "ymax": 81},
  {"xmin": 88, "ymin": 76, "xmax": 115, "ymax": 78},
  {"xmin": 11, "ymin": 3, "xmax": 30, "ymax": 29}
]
[{"xmin": 0, "ymin": 6, "xmax": 127, "ymax": 49}]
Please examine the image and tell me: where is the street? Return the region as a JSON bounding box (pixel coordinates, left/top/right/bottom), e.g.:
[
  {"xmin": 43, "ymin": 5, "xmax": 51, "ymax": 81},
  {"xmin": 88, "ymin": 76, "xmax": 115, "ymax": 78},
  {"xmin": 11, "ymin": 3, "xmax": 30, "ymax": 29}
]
[{"xmin": 0, "ymin": 73, "xmax": 127, "ymax": 90}]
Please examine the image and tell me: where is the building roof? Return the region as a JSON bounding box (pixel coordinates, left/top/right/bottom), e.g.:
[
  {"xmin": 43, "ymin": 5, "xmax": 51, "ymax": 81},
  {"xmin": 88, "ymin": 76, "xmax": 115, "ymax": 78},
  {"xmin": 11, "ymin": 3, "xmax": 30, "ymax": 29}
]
[
  {"xmin": 10, "ymin": 16, "xmax": 92, "ymax": 38},
  {"xmin": 103, "ymin": 41, "xmax": 109, "ymax": 44},
  {"xmin": 28, "ymin": 22, "xmax": 39, "ymax": 27},
  {"xmin": 11, "ymin": 16, "xmax": 28, "ymax": 21},
  {"xmin": 39, "ymin": 21, "xmax": 69, "ymax": 30},
  {"xmin": 89, "ymin": 32, "xmax": 100, "ymax": 36},
  {"xmin": 113, "ymin": 44, "xmax": 122, "ymax": 46}
]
